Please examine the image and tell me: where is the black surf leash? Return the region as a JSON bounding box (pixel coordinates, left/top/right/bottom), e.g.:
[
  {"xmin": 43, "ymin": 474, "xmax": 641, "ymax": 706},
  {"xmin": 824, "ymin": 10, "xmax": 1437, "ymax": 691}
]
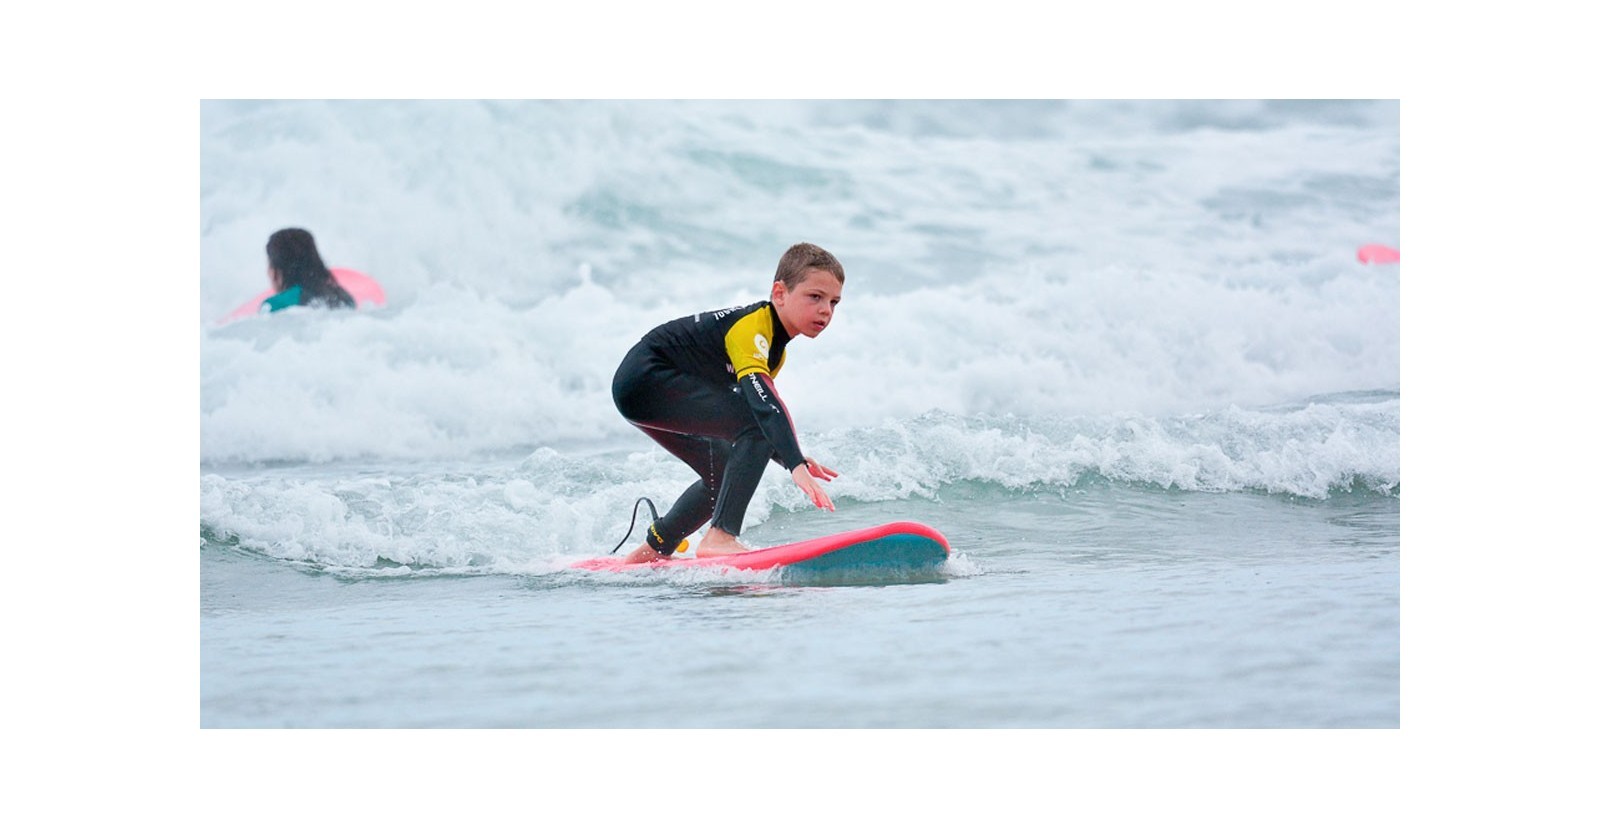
[{"xmin": 608, "ymin": 496, "xmax": 662, "ymax": 556}]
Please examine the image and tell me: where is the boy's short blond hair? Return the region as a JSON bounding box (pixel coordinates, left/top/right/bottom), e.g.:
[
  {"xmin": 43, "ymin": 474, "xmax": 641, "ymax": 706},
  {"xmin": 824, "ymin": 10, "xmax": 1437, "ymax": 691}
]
[{"xmin": 774, "ymin": 242, "xmax": 845, "ymax": 289}]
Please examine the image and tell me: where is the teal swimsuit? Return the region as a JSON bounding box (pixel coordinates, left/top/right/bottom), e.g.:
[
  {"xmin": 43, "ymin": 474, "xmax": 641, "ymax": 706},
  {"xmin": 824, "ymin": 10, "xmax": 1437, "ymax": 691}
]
[
  {"xmin": 260, "ymin": 286, "xmax": 303, "ymax": 313},
  {"xmin": 261, "ymin": 283, "xmax": 356, "ymax": 313}
]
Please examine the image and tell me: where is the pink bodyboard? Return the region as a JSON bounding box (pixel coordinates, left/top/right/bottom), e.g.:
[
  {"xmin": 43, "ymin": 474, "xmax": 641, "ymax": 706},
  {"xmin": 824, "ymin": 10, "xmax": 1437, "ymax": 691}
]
[
  {"xmin": 217, "ymin": 267, "xmax": 386, "ymax": 324},
  {"xmin": 1357, "ymin": 244, "xmax": 1400, "ymax": 265}
]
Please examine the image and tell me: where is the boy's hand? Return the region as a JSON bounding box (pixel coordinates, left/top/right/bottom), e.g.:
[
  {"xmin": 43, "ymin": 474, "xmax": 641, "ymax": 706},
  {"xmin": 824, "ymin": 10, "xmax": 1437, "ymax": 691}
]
[
  {"xmin": 792, "ymin": 464, "xmax": 835, "ymax": 512},
  {"xmin": 804, "ymin": 457, "xmax": 838, "ymax": 482}
]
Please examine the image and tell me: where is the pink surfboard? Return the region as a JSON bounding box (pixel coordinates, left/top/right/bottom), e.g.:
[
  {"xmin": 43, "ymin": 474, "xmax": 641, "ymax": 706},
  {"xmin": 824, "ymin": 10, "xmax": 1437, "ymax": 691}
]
[
  {"xmin": 572, "ymin": 521, "xmax": 950, "ymax": 579},
  {"xmin": 217, "ymin": 267, "xmax": 386, "ymax": 324}
]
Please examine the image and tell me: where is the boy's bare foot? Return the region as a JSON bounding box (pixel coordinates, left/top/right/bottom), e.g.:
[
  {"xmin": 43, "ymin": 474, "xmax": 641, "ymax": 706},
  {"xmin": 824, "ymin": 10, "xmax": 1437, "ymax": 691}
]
[
  {"xmin": 623, "ymin": 542, "xmax": 665, "ymax": 564},
  {"xmin": 695, "ymin": 528, "xmax": 752, "ymax": 558}
]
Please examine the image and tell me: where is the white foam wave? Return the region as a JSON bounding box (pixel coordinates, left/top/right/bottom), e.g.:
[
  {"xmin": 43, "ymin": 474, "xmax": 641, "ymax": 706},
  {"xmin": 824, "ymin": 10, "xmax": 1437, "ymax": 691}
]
[
  {"xmin": 202, "ymin": 258, "xmax": 1397, "ymax": 465},
  {"xmin": 201, "ymin": 396, "xmax": 1397, "ymax": 572}
]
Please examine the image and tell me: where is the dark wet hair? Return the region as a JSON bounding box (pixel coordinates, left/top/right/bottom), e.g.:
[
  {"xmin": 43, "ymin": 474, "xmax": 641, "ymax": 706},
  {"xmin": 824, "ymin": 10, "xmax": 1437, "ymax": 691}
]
[
  {"xmin": 266, "ymin": 228, "xmax": 355, "ymax": 310},
  {"xmin": 774, "ymin": 242, "xmax": 845, "ymax": 290}
]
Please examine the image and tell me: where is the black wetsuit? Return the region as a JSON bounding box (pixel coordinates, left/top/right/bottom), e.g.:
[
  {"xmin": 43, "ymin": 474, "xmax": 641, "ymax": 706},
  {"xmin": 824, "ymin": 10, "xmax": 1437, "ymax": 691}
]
[{"xmin": 612, "ymin": 301, "xmax": 807, "ymax": 552}]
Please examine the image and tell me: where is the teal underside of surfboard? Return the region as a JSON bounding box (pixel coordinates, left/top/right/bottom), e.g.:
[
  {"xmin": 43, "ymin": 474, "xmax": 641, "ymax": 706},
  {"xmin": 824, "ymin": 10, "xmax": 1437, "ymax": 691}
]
[{"xmin": 776, "ymin": 533, "xmax": 948, "ymax": 585}]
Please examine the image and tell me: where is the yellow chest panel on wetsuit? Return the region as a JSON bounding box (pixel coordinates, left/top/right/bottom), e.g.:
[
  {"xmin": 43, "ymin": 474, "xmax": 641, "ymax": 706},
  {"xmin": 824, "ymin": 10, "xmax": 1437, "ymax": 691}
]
[{"xmin": 724, "ymin": 306, "xmax": 788, "ymax": 381}]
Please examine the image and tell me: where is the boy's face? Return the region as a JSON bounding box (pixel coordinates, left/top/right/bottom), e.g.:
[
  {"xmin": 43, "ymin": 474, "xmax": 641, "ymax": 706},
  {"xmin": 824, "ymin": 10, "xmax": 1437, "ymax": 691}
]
[{"xmin": 772, "ymin": 268, "xmax": 843, "ymax": 339}]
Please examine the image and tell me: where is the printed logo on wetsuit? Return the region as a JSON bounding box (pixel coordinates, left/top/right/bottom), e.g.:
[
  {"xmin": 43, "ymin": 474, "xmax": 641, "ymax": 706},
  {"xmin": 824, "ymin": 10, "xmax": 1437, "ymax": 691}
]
[{"xmin": 753, "ymin": 334, "xmax": 770, "ymax": 360}]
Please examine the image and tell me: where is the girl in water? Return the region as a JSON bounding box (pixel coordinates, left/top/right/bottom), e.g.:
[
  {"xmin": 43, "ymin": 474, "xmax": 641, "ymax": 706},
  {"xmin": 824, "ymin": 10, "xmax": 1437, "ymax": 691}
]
[{"xmin": 261, "ymin": 228, "xmax": 356, "ymax": 313}]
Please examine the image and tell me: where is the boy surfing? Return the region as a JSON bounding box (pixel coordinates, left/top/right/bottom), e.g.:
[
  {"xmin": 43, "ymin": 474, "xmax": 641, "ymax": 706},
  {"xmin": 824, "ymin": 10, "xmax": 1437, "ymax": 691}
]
[{"xmin": 611, "ymin": 243, "xmax": 844, "ymax": 563}]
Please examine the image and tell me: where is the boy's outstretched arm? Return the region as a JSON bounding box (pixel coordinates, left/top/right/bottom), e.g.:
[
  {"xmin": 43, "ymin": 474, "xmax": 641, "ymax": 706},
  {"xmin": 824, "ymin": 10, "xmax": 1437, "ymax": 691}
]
[
  {"xmin": 737, "ymin": 371, "xmax": 807, "ymax": 470},
  {"xmin": 737, "ymin": 371, "xmax": 835, "ymax": 511}
]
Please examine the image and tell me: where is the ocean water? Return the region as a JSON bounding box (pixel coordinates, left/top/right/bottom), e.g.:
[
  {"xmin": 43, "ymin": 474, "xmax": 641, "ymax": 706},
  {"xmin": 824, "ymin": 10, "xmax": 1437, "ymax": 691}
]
[{"xmin": 199, "ymin": 99, "xmax": 1399, "ymax": 728}]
